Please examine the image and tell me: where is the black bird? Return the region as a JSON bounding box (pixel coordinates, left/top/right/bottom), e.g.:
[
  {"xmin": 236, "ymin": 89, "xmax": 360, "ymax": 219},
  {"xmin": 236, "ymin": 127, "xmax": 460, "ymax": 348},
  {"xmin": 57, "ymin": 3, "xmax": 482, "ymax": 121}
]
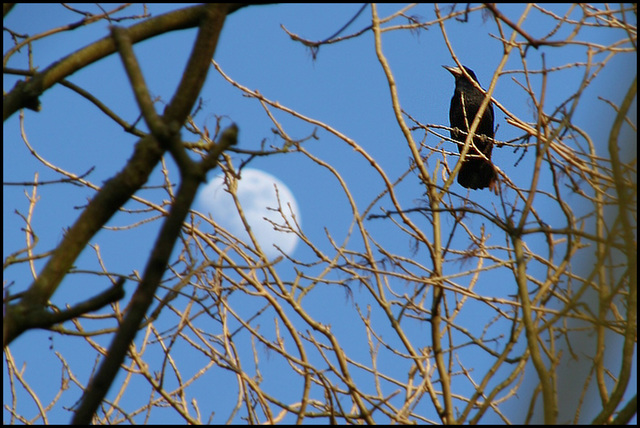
[{"xmin": 443, "ymin": 65, "xmax": 498, "ymax": 192}]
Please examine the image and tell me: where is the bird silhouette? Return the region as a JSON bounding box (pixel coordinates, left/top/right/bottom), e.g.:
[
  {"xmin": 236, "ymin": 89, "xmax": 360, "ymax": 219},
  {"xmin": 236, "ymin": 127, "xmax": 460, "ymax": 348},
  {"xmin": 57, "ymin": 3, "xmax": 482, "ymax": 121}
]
[{"xmin": 443, "ymin": 65, "xmax": 498, "ymax": 192}]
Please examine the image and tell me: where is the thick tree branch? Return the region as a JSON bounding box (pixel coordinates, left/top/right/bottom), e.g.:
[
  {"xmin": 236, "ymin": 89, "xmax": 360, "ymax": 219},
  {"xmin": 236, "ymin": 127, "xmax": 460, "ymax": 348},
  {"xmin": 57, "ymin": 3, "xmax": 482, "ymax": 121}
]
[{"xmin": 71, "ymin": 123, "xmax": 237, "ymax": 425}]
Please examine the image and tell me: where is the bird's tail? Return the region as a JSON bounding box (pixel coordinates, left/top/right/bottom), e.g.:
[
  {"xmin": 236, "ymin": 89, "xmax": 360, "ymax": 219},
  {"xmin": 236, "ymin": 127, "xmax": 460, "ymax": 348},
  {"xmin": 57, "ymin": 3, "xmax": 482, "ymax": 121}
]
[{"xmin": 457, "ymin": 159, "xmax": 498, "ymax": 193}]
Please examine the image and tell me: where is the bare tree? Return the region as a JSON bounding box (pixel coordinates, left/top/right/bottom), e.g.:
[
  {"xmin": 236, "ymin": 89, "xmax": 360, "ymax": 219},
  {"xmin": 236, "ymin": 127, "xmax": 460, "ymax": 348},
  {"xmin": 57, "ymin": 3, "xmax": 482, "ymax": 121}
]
[{"xmin": 3, "ymin": 4, "xmax": 636, "ymax": 424}]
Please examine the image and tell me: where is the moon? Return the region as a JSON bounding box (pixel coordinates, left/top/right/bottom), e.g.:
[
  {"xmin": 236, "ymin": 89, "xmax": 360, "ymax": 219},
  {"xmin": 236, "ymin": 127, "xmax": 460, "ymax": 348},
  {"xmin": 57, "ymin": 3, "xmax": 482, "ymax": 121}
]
[{"xmin": 196, "ymin": 168, "xmax": 301, "ymax": 258}]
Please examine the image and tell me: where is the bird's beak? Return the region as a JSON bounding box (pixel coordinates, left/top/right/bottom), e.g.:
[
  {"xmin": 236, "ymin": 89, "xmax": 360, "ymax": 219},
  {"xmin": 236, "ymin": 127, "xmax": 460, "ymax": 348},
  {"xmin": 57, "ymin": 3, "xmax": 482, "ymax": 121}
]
[{"xmin": 442, "ymin": 65, "xmax": 462, "ymax": 77}]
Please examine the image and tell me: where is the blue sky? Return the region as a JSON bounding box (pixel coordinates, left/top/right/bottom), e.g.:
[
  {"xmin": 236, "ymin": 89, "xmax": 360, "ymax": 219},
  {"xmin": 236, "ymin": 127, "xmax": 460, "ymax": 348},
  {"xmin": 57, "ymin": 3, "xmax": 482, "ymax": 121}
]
[{"xmin": 4, "ymin": 4, "xmax": 637, "ymax": 424}]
